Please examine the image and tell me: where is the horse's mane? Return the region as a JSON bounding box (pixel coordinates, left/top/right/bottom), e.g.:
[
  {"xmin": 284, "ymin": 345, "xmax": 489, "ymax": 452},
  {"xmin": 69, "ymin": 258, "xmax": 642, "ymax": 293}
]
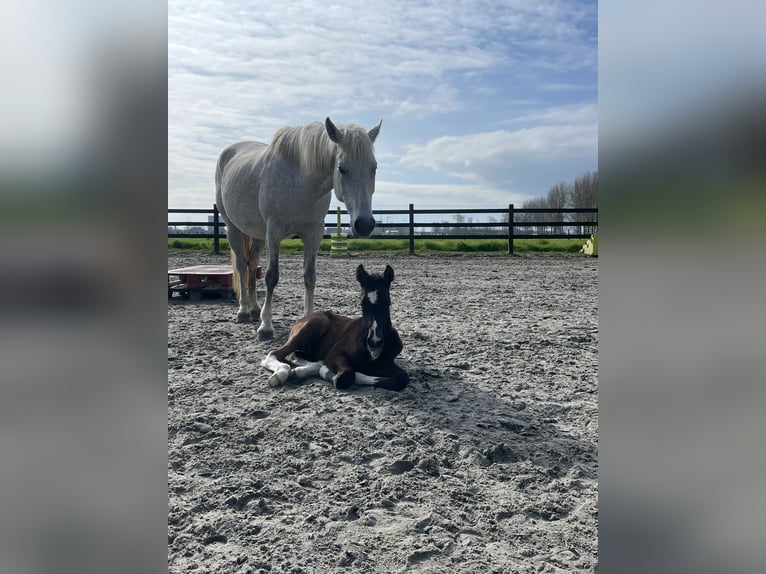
[{"xmin": 271, "ymin": 122, "xmax": 375, "ymax": 174}]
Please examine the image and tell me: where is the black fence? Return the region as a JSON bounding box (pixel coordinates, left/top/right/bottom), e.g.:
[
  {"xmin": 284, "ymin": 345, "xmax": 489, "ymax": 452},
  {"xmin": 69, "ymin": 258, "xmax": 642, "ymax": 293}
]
[{"xmin": 168, "ymin": 204, "xmax": 598, "ymax": 255}]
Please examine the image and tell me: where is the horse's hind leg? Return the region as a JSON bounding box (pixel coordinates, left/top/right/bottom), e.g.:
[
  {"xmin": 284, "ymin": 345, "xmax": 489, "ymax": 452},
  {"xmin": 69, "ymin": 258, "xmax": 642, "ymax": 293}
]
[{"xmin": 227, "ymin": 227, "xmax": 253, "ymax": 322}]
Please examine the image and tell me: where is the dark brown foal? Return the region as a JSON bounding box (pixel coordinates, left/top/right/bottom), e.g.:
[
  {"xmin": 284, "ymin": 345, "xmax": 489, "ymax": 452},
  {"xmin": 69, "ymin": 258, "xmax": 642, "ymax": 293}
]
[{"xmin": 261, "ymin": 264, "xmax": 408, "ymax": 391}]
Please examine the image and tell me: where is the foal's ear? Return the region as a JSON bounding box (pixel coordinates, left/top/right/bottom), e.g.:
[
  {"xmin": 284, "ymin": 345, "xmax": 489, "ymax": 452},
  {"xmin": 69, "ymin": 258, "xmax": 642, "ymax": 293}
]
[
  {"xmin": 356, "ymin": 264, "xmax": 370, "ymax": 285},
  {"xmin": 325, "ymin": 117, "xmax": 342, "ymax": 144},
  {"xmin": 384, "ymin": 265, "xmax": 394, "ymax": 285},
  {"xmin": 368, "ymin": 119, "xmax": 382, "ymax": 143}
]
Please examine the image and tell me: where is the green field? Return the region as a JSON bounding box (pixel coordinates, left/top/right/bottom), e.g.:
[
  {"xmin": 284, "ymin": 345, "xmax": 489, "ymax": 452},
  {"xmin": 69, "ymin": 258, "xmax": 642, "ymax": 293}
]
[{"xmin": 168, "ymin": 237, "xmax": 587, "ymax": 254}]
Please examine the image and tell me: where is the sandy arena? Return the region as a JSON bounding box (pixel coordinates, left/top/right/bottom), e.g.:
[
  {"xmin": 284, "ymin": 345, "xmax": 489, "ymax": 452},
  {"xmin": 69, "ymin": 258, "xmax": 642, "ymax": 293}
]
[{"xmin": 168, "ymin": 251, "xmax": 598, "ymax": 573}]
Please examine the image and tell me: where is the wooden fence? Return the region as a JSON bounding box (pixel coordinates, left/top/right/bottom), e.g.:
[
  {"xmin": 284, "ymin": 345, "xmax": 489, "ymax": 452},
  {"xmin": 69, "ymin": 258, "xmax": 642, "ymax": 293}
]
[{"xmin": 168, "ymin": 204, "xmax": 598, "ymax": 255}]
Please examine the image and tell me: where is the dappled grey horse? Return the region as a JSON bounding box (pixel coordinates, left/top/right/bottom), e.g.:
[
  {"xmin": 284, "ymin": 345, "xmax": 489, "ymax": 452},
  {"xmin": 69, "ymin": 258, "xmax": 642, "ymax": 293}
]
[{"xmin": 215, "ymin": 117, "xmax": 381, "ymax": 340}]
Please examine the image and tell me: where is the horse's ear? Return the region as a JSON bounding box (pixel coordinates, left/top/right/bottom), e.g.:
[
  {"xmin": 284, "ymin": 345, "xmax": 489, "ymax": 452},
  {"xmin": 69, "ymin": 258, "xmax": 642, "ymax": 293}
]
[
  {"xmin": 368, "ymin": 119, "xmax": 382, "ymax": 143},
  {"xmin": 384, "ymin": 265, "xmax": 394, "ymax": 285},
  {"xmin": 325, "ymin": 117, "xmax": 342, "ymax": 144},
  {"xmin": 356, "ymin": 264, "xmax": 369, "ymax": 285}
]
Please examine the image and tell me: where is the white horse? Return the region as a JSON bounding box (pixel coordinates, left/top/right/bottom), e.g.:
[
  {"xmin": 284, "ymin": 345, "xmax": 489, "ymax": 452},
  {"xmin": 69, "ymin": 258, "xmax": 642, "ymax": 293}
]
[{"xmin": 215, "ymin": 117, "xmax": 381, "ymax": 340}]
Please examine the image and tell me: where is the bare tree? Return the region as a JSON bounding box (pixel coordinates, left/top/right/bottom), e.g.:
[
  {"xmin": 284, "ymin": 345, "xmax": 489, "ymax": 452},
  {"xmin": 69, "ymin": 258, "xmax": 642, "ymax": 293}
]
[
  {"xmin": 547, "ymin": 182, "xmax": 571, "ymax": 234},
  {"xmin": 450, "ymin": 214, "xmax": 477, "ymax": 235},
  {"xmin": 520, "ymin": 171, "xmax": 598, "ymax": 236},
  {"xmin": 520, "ymin": 196, "xmax": 549, "ymax": 235},
  {"xmin": 570, "ymin": 171, "xmax": 598, "ymax": 234}
]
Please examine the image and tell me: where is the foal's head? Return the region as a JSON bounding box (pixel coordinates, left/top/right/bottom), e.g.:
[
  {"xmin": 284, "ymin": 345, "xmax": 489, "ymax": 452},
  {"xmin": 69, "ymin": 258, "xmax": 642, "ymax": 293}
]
[{"xmin": 356, "ymin": 264, "xmax": 394, "ymax": 360}]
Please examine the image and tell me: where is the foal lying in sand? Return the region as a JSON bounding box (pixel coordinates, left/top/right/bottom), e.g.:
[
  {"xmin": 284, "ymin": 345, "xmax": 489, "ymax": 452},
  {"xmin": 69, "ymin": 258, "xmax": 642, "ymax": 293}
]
[{"xmin": 261, "ymin": 264, "xmax": 408, "ymax": 391}]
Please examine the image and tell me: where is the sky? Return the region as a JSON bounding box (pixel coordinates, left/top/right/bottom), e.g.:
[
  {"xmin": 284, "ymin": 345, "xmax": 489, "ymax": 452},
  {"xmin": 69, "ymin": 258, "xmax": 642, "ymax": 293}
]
[{"xmin": 168, "ymin": 0, "xmax": 598, "ymax": 213}]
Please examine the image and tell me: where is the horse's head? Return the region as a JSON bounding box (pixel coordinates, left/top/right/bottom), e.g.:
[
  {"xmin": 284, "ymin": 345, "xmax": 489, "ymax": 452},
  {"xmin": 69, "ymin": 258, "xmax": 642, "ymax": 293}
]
[
  {"xmin": 325, "ymin": 117, "xmax": 382, "ymax": 237},
  {"xmin": 356, "ymin": 264, "xmax": 394, "ymax": 360}
]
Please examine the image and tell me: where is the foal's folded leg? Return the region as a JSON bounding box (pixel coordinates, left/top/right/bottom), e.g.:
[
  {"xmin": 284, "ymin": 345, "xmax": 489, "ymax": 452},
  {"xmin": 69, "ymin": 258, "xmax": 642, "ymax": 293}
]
[
  {"xmin": 353, "ymin": 372, "xmax": 384, "ymax": 386},
  {"xmin": 315, "ymin": 363, "xmax": 407, "ymax": 391},
  {"xmin": 315, "ymin": 364, "xmax": 354, "ymax": 390},
  {"xmin": 367, "ymin": 363, "xmax": 409, "ymax": 391},
  {"xmin": 260, "ymin": 352, "xmax": 292, "ymax": 387},
  {"xmin": 352, "ymin": 371, "xmax": 407, "ymax": 391},
  {"xmin": 324, "ymin": 355, "xmax": 356, "ymax": 390},
  {"xmin": 287, "ymin": 357, "xmax": 325, "ymax": 379}
]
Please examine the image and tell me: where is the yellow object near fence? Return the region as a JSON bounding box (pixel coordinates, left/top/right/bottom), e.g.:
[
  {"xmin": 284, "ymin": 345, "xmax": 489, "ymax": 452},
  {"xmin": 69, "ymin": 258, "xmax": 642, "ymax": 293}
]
[
  {"xmin": 330, "ymin": 207, "xmax": 348, "ymax": 257},
  {"xmin": 581, "ymin": 233, "xmax": 598, "ymax": 256}
]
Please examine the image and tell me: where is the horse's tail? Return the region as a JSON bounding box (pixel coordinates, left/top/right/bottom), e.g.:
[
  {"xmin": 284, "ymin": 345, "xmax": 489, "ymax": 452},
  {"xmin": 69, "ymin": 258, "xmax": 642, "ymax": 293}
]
[{"xmin": 230, "ymin": 235, "xmax": 252, "ymax": 299}]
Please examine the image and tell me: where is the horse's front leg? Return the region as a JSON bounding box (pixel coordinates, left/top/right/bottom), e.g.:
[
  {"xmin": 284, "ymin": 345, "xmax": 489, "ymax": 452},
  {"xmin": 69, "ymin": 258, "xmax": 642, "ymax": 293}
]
[
  {"xmin": 257, "ymin": 233, "xmax": 281, "ymax": 340},
  {"xmin": 247, "ymin": 238, "xmax": 264, "ymax": 316},
  {"xmin": 301, "ymin": 229, "xmax": 323, "ymax": 316}
]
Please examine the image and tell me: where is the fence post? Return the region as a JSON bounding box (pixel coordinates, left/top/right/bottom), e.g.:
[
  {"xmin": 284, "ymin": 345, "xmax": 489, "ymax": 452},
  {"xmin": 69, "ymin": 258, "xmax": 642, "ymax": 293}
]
[
  {"xmin": 507, "ymin": 204, "xmax": 514, "ymax": 255},
  {"xmin": 213, "ymin": 204, "xmax": 220, "ymax": 254},
  {"xmin": 408, "ymin": 203, "xmax": 415, "ymax": 255}
]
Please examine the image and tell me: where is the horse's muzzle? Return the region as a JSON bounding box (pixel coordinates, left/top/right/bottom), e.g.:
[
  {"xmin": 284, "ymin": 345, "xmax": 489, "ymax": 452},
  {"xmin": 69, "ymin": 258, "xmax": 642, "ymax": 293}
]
[
  {"xmin": 353, "ymin": 216, "xmax": 376, "ymax": 237},
  {"xmin": 367, "ymin": 341, "xmax": 383, "ymax": 360}
]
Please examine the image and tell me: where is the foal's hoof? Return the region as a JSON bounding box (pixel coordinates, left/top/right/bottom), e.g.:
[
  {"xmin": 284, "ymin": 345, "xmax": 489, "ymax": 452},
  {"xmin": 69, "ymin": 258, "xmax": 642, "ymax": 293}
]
[
  {"xmin": 333, "ymin": 371, "xmax": 354, "ymax": 390},
  {"xmin": 268, "ymin": 371, "xmax": 285, "ymax": 387},
  {"xmin": 256, "ymin": 327, "xmax": 273, "ymax": 341}
]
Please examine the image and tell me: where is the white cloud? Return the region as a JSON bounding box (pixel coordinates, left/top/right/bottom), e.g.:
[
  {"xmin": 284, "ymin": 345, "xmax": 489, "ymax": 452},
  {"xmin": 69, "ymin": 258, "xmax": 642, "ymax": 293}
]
[
  {"xmin": 400, "ymin": 103, "xmax": 597, "ymax": 195},
  {"xmin": 372, "ymin": 180, "xmax": 531, "ymax": 210},
  {"xmin": 169, "ymin": 0, "xmax": 595, "ymax": 122}
]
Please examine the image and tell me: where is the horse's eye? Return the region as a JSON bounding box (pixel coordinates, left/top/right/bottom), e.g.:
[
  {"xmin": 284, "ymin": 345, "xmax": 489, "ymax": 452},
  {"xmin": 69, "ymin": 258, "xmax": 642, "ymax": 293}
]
[{"xmin": 338, "ymin": 165, "xmax": 348, "ymax": 175}]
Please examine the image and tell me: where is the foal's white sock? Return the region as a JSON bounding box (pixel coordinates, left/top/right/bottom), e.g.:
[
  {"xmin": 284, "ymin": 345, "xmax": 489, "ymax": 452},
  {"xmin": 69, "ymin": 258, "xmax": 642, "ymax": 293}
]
[{"xmin": 261, "ymin": 352, "xmax": 291, "ymax": 387}]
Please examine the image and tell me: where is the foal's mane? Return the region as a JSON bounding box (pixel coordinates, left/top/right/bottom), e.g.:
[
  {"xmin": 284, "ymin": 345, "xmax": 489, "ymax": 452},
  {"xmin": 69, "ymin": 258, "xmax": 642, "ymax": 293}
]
[{"xmin": 271, "ymin": 122, "xmax": 376, "ymax": 175}]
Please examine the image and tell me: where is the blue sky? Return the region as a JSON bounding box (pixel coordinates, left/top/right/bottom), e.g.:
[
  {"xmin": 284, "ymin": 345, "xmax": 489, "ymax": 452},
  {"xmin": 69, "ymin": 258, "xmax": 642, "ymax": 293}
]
[{"xmin": 168, "ymin": 0, "xmax": 597, "ymax": 212}]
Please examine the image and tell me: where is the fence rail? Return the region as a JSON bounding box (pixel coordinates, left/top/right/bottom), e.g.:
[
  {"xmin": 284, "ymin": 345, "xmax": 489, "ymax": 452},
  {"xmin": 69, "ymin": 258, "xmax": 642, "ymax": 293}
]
[{"xmin": 168, "ymin": 204, "xmax": 598, "ymax": 255}]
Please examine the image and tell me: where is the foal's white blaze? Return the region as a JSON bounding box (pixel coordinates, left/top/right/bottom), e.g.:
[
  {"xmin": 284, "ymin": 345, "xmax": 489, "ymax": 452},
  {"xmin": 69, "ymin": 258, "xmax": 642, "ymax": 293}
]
[
  {"xmin": 371, "ymin": 319, "xmax": 382, "ymax": 343},
  {"xmin": 367, "ymin": 290, "xmax": 378, "ymax": 304}
]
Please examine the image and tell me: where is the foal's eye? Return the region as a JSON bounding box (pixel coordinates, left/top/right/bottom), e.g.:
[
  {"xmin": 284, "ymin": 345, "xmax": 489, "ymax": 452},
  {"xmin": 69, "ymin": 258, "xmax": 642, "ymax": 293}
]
[{"xmin": 338, "ymin": 165, "xmax": 348, "ymax": 175}]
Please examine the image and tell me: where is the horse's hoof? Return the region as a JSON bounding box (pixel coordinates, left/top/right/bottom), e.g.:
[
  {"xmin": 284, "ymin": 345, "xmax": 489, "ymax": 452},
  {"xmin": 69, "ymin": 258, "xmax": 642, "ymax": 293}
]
[
  {"xmin": 257, "ymin": 327, "xmax": 273, "ymax": 341},
  {"xmin": 333, "ymin": 371, "xmax": 354, "ymax": 390},
  {"xmin": 235, "ymin": 312, "xmax": 251, "ymax": 323}
]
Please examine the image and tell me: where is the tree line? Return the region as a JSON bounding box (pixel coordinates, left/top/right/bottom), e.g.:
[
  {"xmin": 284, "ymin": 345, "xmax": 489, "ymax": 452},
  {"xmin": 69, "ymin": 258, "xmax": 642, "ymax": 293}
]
[
  {"xmin": 516, "ymin": 170, "xmax": 598, "ymax": 235},
  {"xmin": 428, "ymin": 170, "xmax": 598, "ymax": 236}
]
